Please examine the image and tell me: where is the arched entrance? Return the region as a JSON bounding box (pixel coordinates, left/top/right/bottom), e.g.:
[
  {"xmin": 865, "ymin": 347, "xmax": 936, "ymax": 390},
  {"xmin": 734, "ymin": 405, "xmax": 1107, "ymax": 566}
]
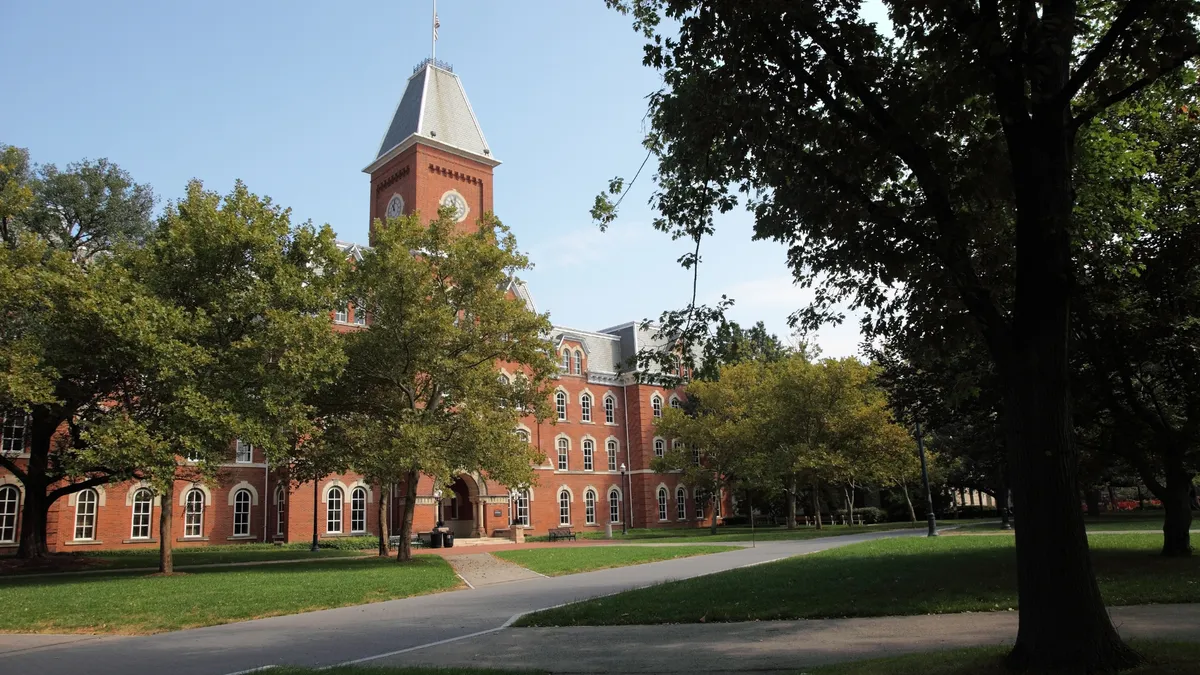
[{"xmin": 442, "ymin": 474, "xmax": 487, "ymax": 538}]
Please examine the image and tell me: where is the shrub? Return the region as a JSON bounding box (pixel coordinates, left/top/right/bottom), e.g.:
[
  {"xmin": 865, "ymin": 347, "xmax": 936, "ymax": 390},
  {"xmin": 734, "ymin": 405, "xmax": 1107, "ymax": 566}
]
[
  {"xmin": 720, "ymin": 516, "xmax": 750, "ymax": 526},
  {"xmin": 833, "ymin": 507, "xmax": 888, "ymax": 524},
  {"xmin": 280, "ymin": 535, "xmax": 379, "ymax": 551}
]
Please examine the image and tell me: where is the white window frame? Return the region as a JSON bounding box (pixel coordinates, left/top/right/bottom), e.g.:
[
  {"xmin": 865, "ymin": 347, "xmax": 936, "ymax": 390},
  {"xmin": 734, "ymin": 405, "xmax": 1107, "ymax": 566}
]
[
  {"xmin": 651, "ymin": 395, "xmax": 663, "ymax": 418},
  {"xmin": 517, "ymin": 429, "xmax": 530, "ymax": 444},
  {"xmin": 515, "ymin": 490, "xmax": 530, "ymax": 526},
  {"xmin": 695, "ymin": 488, "xmax": 705, "ymax": 519},
  {"xmin": 582, "ymin": 439, "xmax": 594, "ymax": 471},
  {"xmin": 556, "ymin": 437, "xmax": 569, "ymax": 471},
  {"xmin": 73, "ymin": 488, "xmax": 98, "ymax": 541},
  {"xmin": 326, "ymin": 486, "xmax": 343, "ymax": 534},
  {"xmin": 235, "ymin": 439, "xmax": 253, "ymax": 464},
  {"xmin": 562, "ymin": 350, "xmax": 571, "ymax": 371},
  {"xmin": 1, "ymin": 411, "xmax": 28, "ymax": 455},
  {"xmin": 351, "ymin": 487, "xmax": 367, "ymax": 533},
  {"xmin": 558, "ymin": 489, "xmax": 571, "ymax": 526},
  {"xmin": 670, "ymin": 396, "xmax": 682, "ymax": 409},
  {"xmin": 676, "ymin": 487, "xmax": 687, "ymax": 520},
  {"xmin": 585, "ymin": 489, "xmax": 596, "ymax": 525},
  {"xmin": 580, "ymin": 393, "xmax": 592, "ymax": 422},
  {"xmin": 335, "ymin": 307, "xmax": 348, "ymax": 323},
  {"xmin": 654, "ymin": 438, "xmax": 665, "ymax": 458},
  {"xmin": 555, "ymin": 391, "xmax": 567, "ymax": 421},
  {"xmin": 573, "ymin": 350, "xmax": 583, "ymax": 375},
  {"xmin": 184, "ymin": 488, "xmax": 205, "ymax": 538},
  {"xmin": 604, "ymin": 395, "xmax": 615, "ymax": 424},
  {"xmin": 658, "ymin": 487, "xmax": 668, "ymax": 522},
  {"xmin": 693, "ymin": 446, "xmax": 701, "ymax": 465},
  {"xmin": 130, "ymin": 488, "xmax": 153, "ymax": 540},
  {"xmin": 0, "ymin": 485, "xmax": 19, "ymax": 543},
  {"xmin": 353, "ymin": 303, "xmax": 366, "ymax": 326},
  {"xmin": 606, "ymin": 440, "xmax": 617, "ymax": 472},
  {"xmin": 275, "ymin": 486, "xmax": 285, "ymax": 536},
  {"xmin": 608, "ymin": 488, "xmax": 621, "ymax": 524},
  {"xmin": 233, "ymin": 489, "xmax": 252, "ymax": 536}
]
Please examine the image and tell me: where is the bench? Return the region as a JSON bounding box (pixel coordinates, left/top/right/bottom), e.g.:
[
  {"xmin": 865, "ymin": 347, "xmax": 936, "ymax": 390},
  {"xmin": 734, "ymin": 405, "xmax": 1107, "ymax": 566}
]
[
  {"xmin": 388, "ymin": 534, "xmax": 427, "ymax": 548},
  {"xmin": 547, "ymin": 527, "xmax": 576, "ymax": 542}
]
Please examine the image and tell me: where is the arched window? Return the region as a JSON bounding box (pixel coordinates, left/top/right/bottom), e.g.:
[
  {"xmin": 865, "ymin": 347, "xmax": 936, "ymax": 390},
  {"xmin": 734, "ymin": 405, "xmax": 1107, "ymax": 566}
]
[
  {"xmin": 555, "ymin": 391, "xmax": 567, "ymax": 421},
  {"xmin": 606, "ymin": 439, "xmax": 618, "ymax": 471},
  {"xmin": 580, "ymin": 393, "xmax": 592, "ymax": 422},
  {"xmin": 562, "ymin": 350, "xmax": 571, "ymax": 371},
  {"xmin": 74, "ymin": 488, "xmax": 98, "ymax": 541},
  {"xmin": 0, "ymin": 485, "xmax": 19, "ymax": 543},
  {"xmin": 654, "ymin": 438, "xmax": 665, "ymax": 458},
  {"xmin": 657, "ymin": 487, "xmax": 668, "ymax": 521},
  {"xmin": 608, "ymin": 488, "xmax": 621, "ymax": 524},
  {"xmin": 558, "ymin": 489, "xmax": 571, "ymax": 526},
  {"xmin": 604, "ymin": 395, "xmax": 616, "ymax": 424},
  {"xmin": 693, "ymin": 446, "xmax": 701, "ymax": 466},
  {"xmin": 676, "ymin": 486, "xmax": 687, "ymax": 520},
  {"xmin": 326, "ymin": 486, "xmax": 343, "ymax": 534},
  {"xmin": 351, "ymin": 487, "xmax": 367, "ymax": 533},
  {"xmin": 517, "ymin": 429, "xmax": 530, "ymax": 444},
  {"xmin": 275, "ymin": 485, "xmax": 286, "ymax": 536},
  {"xmin": 584, "ymin": 489, "xmax": 596, "ymax": 525},
  {"xmin": 131, "ymin": 488, "xmax": 153, "ymax": 540},
  {"xmin": 651, "ymin": 395, "xmax": 663, "ymax": 418},
  {"xmin": 670, "ymin": 396, "xmax": 682, "ymax": 409},
  {"xmin": 582, "ymin": 439, "xmax": 594, "ymax": 471},
  {"xmin": 183, "ymin": 488, "xmax": 205, "ymax": 537},
  {"xmin": 672, "ymin": 439, "xmax": 682, "ymax": 454},
  {"xmin": 233, "ymin": 489, "xmax": 252, "ymax": 536},
  {"xmin": 557, "ymin": 437, "xmax": 569, "ymax": 471},
  {"xmin": 514, "ymin": 490, "xmax": 530, "ymax": 526},
  {"xmin": 694, "ymin": 488, "xmax": 705, "ymax": 519},
  {"xmin": 574, "ymin": 350, "xmax": 583, "ymax": 375}
]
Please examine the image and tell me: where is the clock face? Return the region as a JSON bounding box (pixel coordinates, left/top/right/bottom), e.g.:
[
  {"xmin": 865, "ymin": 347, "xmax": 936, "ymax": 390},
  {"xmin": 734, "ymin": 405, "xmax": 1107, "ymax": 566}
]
[
  {"xmin": 440, "ymin": 190, "xmax": 469, "ymax": 223},
  {"xmin": 385, "ymin": 194, "xmax": 405, "ymax": 219}
]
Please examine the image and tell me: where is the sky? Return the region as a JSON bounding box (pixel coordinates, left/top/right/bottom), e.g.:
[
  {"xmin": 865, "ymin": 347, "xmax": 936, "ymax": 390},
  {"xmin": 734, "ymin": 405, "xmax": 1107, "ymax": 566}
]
[{"xmin": 1, "ymin": 1, "xmax": 871, "ymax": 358}]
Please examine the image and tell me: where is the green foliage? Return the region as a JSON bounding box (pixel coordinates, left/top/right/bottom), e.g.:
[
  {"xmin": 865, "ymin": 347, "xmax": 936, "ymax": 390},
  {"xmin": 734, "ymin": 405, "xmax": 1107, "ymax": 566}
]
[{"xmin": 492, "ymin": 545, "xmax": 736, "ymax": 576}]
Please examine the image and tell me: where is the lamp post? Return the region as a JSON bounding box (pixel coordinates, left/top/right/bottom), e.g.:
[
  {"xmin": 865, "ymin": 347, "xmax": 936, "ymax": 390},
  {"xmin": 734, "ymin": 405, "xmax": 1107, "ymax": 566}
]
[
  {"xmin": 916, "ymin": 420, "xmax": 938, "ymax": 537},
  {"xmin": 619, "ymin": 463, "xmax": 629, "ymax": 535},
  {"xmin": 433, "ymin": 488, "xmax": 444, "ymax": 528},
  {"xmin": 310, "ymin": 478, "xmax": 319, "ymax": 552}
]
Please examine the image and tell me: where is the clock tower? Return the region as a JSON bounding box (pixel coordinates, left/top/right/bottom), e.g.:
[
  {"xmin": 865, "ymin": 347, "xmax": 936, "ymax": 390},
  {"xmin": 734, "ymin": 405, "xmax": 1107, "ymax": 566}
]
[{"xmin": 363, "ymin": 58, "xmax": 500, "ymax": 243}]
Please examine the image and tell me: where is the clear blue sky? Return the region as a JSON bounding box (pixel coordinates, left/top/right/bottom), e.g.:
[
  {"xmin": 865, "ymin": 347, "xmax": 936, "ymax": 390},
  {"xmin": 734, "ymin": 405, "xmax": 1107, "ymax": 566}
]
[{"xmin": 1, "ymin": 0, "xmax": 867, "ymax": 357}]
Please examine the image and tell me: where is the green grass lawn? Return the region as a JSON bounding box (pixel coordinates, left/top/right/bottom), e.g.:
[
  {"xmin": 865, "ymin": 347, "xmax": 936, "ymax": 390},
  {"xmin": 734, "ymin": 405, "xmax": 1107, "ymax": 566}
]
[
  {"xmin": 492, "ymin": 545, "xmax": 738, "ymax": 576},
  {"xmin": 527, "ymin": 520, "xmax": 990, "ymax": 544},
  {"xmin": 799, "ymin": 642, "xmax": 1200, "ymax": 675},
  {"xmin": 956, "ymin": 513, "xmax": 1183, "ymax": 533},
  {"xmin": 516, "ymin": 533, "xmax": 1199, "ymax": 627},
  {"xmin": 0, "ymin": 555, "xmax": 459, "ymax": 634},
  {"xmin": 273, "ymin": 669, "xmax": 545, "ymax": 675}
]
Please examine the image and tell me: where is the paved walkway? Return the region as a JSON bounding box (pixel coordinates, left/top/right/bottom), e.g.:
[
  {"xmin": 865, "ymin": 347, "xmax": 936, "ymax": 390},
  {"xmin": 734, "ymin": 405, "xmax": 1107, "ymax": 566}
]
[
  {"xmin": 447, "ymin": 553, "xmax": 544, "ymax": 587},
  {"xmin": 0, "ymin": 528, "xmax": 920, "ymax": 675},
  {"xmin": 379, "ymin": 604, "xmax": 1200, "ymax": 674}
]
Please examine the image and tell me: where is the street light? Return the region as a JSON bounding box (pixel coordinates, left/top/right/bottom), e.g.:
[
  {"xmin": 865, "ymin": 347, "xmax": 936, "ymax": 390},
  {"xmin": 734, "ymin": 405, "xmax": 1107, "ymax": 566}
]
[
  {"xmin": 619, "ymin": 463, "xmax": 629, "ymax": 535},
  {"xmin": 310, "ymin": 478, "xmax": 319, "ymax": 552},
  {"xmin": 916, "ymin": 420, "xmax": 938, "ymax": 537}
]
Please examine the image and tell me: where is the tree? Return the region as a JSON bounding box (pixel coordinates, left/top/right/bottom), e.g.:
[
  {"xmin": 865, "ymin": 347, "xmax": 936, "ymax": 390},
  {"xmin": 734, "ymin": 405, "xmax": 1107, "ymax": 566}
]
[
  {"xmin": 321, "ymin": 208, "xmax": 555, "ymax": 562},
  {"xmin": 0, "ymin": 145, "xmax": 34, "ymax": 243},
  {"xmin": 601, "ymin": 2, "xmax": 1200, "ymax": 667}
]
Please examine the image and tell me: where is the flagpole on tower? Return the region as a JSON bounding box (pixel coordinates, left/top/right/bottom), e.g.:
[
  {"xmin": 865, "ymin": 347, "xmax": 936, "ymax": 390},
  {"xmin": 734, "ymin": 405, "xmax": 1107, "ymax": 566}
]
[{"xmin": 432, "ymin": 0, "xmax": 438, "ymax": 62}]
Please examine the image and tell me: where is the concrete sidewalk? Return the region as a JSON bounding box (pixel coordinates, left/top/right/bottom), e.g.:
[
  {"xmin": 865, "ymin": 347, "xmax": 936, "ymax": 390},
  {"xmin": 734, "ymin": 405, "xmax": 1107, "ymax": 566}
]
[{"xmin": 379, "ymin": 604, "xmax": 1200, "ymax": 674}]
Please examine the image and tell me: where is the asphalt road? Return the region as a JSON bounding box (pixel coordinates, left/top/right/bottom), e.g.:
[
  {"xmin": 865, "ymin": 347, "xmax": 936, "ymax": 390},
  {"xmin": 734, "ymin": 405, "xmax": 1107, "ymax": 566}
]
[{"xmin": 0, "ymin": 529, "xmax": 923, "ymax": 675}]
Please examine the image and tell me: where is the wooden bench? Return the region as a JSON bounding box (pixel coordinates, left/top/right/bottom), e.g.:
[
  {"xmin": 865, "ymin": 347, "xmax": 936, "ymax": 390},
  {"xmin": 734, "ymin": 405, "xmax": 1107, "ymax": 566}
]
[{"xmin": 547, "ymin": 527, "xmax": 576, "ymax": 542}]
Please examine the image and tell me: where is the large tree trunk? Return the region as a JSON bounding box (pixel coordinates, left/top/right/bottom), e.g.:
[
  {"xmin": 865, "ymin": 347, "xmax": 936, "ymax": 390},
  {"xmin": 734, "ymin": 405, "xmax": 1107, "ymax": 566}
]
[
  {"xmin": 709, "ymin": 493, "xmax": 718, "ymax": 535},
  {"xmin": 1085, "ymin": 488, "xmax": 1101, "ymax": 518},
  {"xmin": 396, "ymin": 470, "xmax": 419, "ymax": 562},
  {"xmin": 843, "ymin": 486, "xmax": 853, "ymax": 526},
  {"xmin": 786, "ymin": 477, "xmax": 797, "ymax": 529},
  {"xmin": 15, "ymin": 411, "xmax": 58, "ymax": 559},
  {"xmin": 159, "ymin": 480, "xmax": 174, "ymax": 574},
  {"xmin": 377, "ymin": 486, "xmax": 390, "ymax": 557},
  {"xmin": 811, "ymin": 482, "xmax": 822, "ymax": 530},
  {"xmin": 901, "ymin": 482, "xmax": 916, "ymax": 525},
  {"xmin": 1161, "ymin": 452, "xmax": 1194, "ymax": 557}
]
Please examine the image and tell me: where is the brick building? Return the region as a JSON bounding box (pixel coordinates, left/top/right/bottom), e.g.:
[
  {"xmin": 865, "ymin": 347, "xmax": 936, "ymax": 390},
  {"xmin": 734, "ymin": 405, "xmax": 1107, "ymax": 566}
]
[{"xmin": 0, "ymin": 58, "xmax": 728, "ymax": 553}]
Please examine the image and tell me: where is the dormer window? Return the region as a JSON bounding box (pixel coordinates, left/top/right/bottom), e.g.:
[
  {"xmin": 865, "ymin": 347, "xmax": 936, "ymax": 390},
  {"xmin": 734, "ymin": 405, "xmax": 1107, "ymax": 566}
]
[
  {"xmin": 573, "ymin": 349, "xmax": 583, "ymax": 375},
  {"xmin": 335, "ymin": 307, "xmax": 348, "ymax": 323},
  {"xmin": 562, "ymin": 350, "xmax": 571, "ymax": 371}
]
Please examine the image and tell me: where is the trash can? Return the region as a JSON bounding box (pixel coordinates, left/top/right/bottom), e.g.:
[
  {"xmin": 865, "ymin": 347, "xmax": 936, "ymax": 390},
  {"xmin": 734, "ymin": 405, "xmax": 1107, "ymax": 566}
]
[
  {"xmin": 429, "ymin": 531, "xmax": 444, "ymax": 549},
  {"xmin": 443, "ymin": 531, "xmax": 455, "ymax": 548}
]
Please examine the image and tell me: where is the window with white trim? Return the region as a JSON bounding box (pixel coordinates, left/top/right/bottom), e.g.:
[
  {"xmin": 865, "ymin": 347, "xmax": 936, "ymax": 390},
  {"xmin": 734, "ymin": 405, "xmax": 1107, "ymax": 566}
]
[
  {"xmin": 670, "ymin": 396, "xmax": 682, "ymax": 409},
  {"xmin": 562, "ymin": 350, "xmax": 571, "ymax": 371},
  {"xmin": 351, "ymin": 487, "xmax": 367, "ymax": 533},
  {"xmin": 608, "ymin": 488, "xmax": 621, "ymax": 524},
  {"xmin": 499, "ymin": 373, "xmax": 511, "ymax": 386},
  {"xmin": 233, "ymin": 488, "xmax": 252, "ymax": 536},
  {"xmin": 584, "ymin": 489, "xmax": 596, "ymax": 525},
  {"xmin": 573, "ymin": 350, "xmax": 583, "ymax": 375},
  {"xmin": 353, "ymin": 303, "xmax": 366, "ymax": 326},
  {"xmin": 654, "ymin": 438, "xmax": 665, "ymax": 458},
  {"xmin": 582, "ymin": 439, "xmax": 594, "ymax": 471},
  {"xmin": 555, "ymin": 391, "xmax": 567, "ymax": 421},
  {"xmin": 606, "ymin": 439, "xmax": 617, "ymax": 471},
  {"xmin": 131, "ymin": 488, "xmax": 152, "ymax": 540},
  {"xmin": 275, "ymin": 485, "xmax": 285, "ymax": 536},
  {"xmin": 184, "ymin": 488, "xmax": 205, "ymax": 538},
  {"xmin": 580, "ymin": 393, "xmax": 592, "ymax": 422},
  {"xmin": 235, "ymin": 439, "xmax": 253, "ymax": 464},
  {"xmin": 514, "ymin": 490, "xmax": 530, "ymax": 526},
  {"xmin": 74, "ymin": 488, "xmax": 98, "ymax": 541},
  {"xmin": 335, "ymin": 307, "xmax": 348, "ymax": 323},
  {"xmin": 676, "ymin": 486, "xmax": 687, "ymax": 520},
  {"xmin": 604, "ymin": 395, "xmax": 615, "ymax": 424},
  {"xmin": 558, "ymin": 489, "xmax": 571, "ymax": 525},
  {"xmin": 693, "ymin": 446, "xmax": 701, "ymax": 466},
  {"xmin": 557, "ymin": 437, "xmax": 569, "ymax": 471},
  {"xmin": 657, "ymin": 487, "xmax": 668, "ymax": 522},
  {"xmin": 715, "ymin": 490, "xmax": 722, "ymax": 517},
  {"xmin": 1, "ymin": 411, "xmax": 27, "ymax": 455},
  {"xmin": 651, "ymin": 395, "xmax": 663, "ymax": 418},
  {"xmin": 695, "ymin": 489, "xmax": 705, "ymax": 519},
  {"xmin": 0, "ymin": 485, "xmax": 19, "ymax": 543},
  {"xmin": 326, "ymin": 486, "xmax": 343, "ymax": 533},
  {"xmin": 517, "ymin": 429, "xmax": 530, "ymax": 444}
]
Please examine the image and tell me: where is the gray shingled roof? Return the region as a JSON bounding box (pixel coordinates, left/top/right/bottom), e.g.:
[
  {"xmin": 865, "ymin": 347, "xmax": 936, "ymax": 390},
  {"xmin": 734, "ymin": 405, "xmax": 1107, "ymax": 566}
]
[
  {"xmin": 552, "ymin": 327, "xmax": 625, "ymax": 375},
  {"xmin": 375, "ymin": 62, "xmax": 494, "ymax": 163}
]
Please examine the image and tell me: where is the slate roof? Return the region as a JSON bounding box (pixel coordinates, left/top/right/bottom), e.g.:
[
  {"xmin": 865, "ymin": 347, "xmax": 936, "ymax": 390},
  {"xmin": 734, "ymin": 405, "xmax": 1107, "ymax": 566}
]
[
  {"xmin": 372, "ymin": 60, "xmax": 497, "ymax": 169},
  {"xmin": 551, "ymin": 326, "xmax": 625, "ymax": 375}
]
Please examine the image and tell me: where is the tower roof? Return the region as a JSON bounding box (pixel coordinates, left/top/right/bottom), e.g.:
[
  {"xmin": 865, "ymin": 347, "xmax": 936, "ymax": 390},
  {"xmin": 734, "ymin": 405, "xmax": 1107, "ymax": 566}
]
[{"xmin": 364, "ymin": 59, "xmax": 499, "ymax": 173}]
